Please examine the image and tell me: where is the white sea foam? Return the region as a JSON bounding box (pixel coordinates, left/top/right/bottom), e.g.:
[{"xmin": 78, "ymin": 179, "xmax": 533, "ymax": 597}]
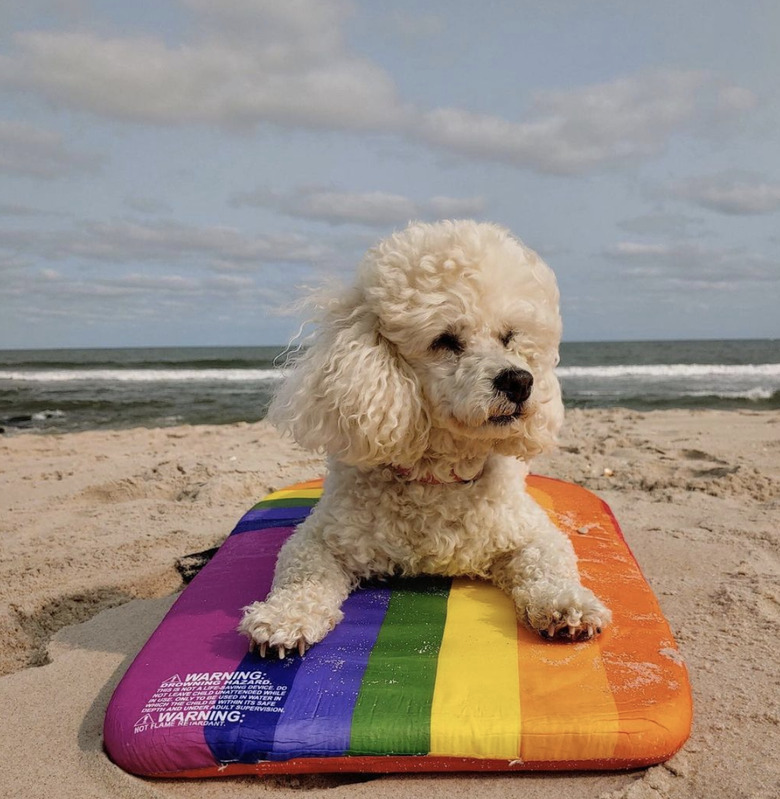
[
  {"xmin": 573, "ymin": 386, "xmax": 775, "ymax": 400},
  {"xmin": 32, "ymin": 409, "xmax": 66, "ymax": 420},
  {"xmin": 684, "ymin": 387, "xmax": 775, "ymax": 400},
  {"xmin": 556, "ymin": 363, "xmax": 780, "ymax": 379},
  {"xmin": 0, "ymin": 369, "xmax": 285, "ymax": 382},
  {"xmin": 2, "ymin": 363, "xmax": 777, "ymax": 383}
]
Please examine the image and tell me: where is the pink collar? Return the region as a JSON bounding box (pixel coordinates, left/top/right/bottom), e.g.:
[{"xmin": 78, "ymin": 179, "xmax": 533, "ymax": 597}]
[{"xmin": 391, "ymin": 465, "xmax": 482, "ymax": 485}]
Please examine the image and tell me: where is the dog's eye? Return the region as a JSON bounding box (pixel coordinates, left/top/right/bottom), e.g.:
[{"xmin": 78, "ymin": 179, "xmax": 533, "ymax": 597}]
[
  {"xmin": 499, "ymin": 330, "xmax": 515, "ymax": 347},
  {"xmin": 430, "ymin": 331, "xmax": 464, "ymax": 355}
]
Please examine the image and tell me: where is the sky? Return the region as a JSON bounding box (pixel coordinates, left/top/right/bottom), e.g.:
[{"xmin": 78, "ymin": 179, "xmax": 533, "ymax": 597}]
[{"xmin": 1, "ymin": 0, "xmax": 779, "ymax": 349}]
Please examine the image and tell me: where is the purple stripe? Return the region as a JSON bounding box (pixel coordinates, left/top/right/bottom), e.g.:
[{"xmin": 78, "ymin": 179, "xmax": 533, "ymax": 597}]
[
  {"xmin": 269, "ymin": 584, "xmax": 392, "ymax": 759},
  {"xmin": 104, "ymin": 526, "xmax": 291, "ymax": 775}
]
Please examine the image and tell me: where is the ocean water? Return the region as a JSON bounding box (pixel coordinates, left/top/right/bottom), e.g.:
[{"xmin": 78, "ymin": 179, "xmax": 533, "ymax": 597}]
[{"xmin": 0, "ymin": 340, "xmax": 777, "ymax": 433}]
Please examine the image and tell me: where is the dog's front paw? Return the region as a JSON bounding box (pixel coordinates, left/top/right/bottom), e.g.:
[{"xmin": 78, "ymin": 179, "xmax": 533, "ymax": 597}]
[
  {"xmin": 520, "ymin": 584, "xmax": 611, "ymax": 642},
  {"xmin": 238, "ymin": 590, "xmax": 343, "ymax": 659}
]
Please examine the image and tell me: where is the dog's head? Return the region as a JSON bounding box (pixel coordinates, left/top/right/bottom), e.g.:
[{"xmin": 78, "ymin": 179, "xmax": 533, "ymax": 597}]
[{"xmin": 269, "ymin": 220, "xmax": 564, "ymax": 470}]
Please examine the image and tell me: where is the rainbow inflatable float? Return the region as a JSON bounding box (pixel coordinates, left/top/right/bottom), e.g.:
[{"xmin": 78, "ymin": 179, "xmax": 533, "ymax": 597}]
[{"xmin": 104, "ymin": 475, "xmax": 692, "ymax": 776}]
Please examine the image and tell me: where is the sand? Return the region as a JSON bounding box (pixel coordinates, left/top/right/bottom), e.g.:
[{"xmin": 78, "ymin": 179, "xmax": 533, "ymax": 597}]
[{"xmin": 0, "ymin": 409, "xmax": 778, "ymax": 799}]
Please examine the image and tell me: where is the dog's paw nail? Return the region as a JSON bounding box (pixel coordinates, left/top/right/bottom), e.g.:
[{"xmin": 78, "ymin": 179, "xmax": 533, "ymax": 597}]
[
  {"xmin": 298, "ymin": 640, "xmax": 307, "ymax": 657},
  {"xmin": 259, "ymin": 641, "xmax": 267, "ymax": 658},
  {"xmin": 278, "ymin": 646, "xmax": 286, "ymax": 659},
  {"xmin": 547, "ymin": 623, "xmax": 557, "ymax": 638},
  {"xmin": 567, "ymin": 625, "xmax": 577, "ymax": 639}
]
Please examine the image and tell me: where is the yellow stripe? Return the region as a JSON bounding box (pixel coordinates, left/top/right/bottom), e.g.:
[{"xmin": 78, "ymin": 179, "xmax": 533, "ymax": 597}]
[
  {"xmin": 429, "ymin": 578, "xmax": 521, "ymax": 759},
  {"xmin": 262, "ymin": 487, "xmax": 323, "ymax": 502}
]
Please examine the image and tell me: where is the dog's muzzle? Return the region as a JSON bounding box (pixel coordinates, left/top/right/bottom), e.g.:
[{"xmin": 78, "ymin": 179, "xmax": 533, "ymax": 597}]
[{"xmin": 489, "ymin": 368, "xmax": 533, "ymax": 425}]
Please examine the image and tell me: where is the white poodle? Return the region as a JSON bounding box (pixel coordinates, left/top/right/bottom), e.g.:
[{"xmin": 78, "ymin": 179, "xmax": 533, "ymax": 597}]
[{"xmin": 239, "ymin": 220, "xmax": 611, "ymax": 657}]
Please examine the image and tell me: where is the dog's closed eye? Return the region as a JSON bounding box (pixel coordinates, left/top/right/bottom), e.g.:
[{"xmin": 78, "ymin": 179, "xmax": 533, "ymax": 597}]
[
  {"xmin": 499, "ymin": 330, "xmax": 515, "ymax": 347},
  {"xmin": 430, "ymin": 331, "xmax": 464, "ymax": 355}
]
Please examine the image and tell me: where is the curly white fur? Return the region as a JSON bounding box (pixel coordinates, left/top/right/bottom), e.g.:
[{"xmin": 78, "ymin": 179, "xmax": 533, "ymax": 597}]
[{"xmin": 239, "ymin": 220, "xmax": 611, "ymax": 657}]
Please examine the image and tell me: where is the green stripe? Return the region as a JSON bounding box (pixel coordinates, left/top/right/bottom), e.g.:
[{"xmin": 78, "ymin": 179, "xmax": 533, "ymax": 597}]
[
  {"xmin": 348, "ymin": 576, "xmax": 450, "ymax": 755},
  {"xmin": 252, "ymin": 497, "xmax": 320, "ymax": 509}
]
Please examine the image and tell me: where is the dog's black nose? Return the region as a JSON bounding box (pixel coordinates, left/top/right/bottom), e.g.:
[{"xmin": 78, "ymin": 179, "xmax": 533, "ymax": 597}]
[{"xmin": 493, "ymin": 368, "xmax": 533, "ymax": 405}]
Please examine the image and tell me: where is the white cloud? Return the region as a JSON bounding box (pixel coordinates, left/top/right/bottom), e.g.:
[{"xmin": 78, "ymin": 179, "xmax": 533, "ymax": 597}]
[
  {"xmin": 202, "ymin": 274, "xmax": 256, "ymax": 293},
  {"xmin": 417, "ymin": 70, "xmax": 756, "ymax": 174},
  {"xmin": 92, "ymin": 273, "xmax": 200, "ymax": 294},
  {"xmin": 671, "ymin": 174, "xmax": 780, "ymax": 215},
  {"xmin": 0, "ymin": 2, "xmax": 757, "ymax": 177},
  {"xmin": 289, "ymin": 189, "xmax": 417, "ymax": 226},
  {"xmin": 714, "ymin": 85, "xmax": 758, "ymax": 116},
  {"xmin": 0, "ymin": 201, "xmax": 64, "ymax": 217},
  {"xmin": 0, "ymin": 253, "xmax": 31, "ymax": 273},
  {"xmin": 2, "ymin": 262, "xmax": 272, "ymax": 319},
  {"xmin": 0, "ymin": 219, "xmax": 333, "ymax": 268},
  {"xmin": 425, "ymin": 195, "xmax": 486, "ymax": 218},
  {"xmin": 72, "ymin": 222, "xmax": 326, "ymax": 265},
  {"xmin": 231, "ymin": 186, "xmax": 485, "ymax": 227},
  {"xmin": 386, "ymin": 9, "xmax": 445, "ymax": 41},
  {"xmin": 123, "ymin": 196, "xmax": 172, "ymax": 215},
  {"xmin": 604, "ymin": 240, "xmax": 779, "ymax": 285},
  {"xmin": 617, "ymin": 212, "xmax": 705, "ymax": 237},
  {"xmin": 607, "ymin": 242, "xmax": 672, "ymax": 259},
  {"xmin": 0, "ymin": 120, "xmax": 100, "ymax": 178},
  {"xmin": 0, "ymin": 1, "xmax": 407, "ymax": 132},
  {"xmin": 180, "ymin": 0, "xmax": 352, "ymax": 51}
]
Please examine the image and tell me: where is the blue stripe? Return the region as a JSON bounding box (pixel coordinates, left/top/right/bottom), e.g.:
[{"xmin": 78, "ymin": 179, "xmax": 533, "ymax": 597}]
[
  {"xmin": 203, "ymin": 648, "xmax": 306, "ymax": 764},
  {"xmin": 230, "ymin": 506, "xmax": 313, "ymax": 536},
  {"xmin": 269, "ymin": 584, "xmax": 392, "ymax": 759}
]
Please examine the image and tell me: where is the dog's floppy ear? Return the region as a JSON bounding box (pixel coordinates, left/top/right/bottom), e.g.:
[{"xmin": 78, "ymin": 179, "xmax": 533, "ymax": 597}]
[{"xmin": 268, "ymin": 290, "xmax": 430, "ymax": 468}]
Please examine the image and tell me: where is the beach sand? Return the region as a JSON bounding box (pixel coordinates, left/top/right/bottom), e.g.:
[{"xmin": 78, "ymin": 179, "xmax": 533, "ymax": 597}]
[{"xmin": 0, "ymin": 409, "xmax": 778, "ymax": 798}]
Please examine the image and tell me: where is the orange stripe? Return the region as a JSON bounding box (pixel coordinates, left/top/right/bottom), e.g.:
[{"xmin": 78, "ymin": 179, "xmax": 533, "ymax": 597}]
[
  {"xmin": 526, "ymin": 475, "xmax": 691, "ymax": 763},
  {"xmin": 279, "ymin": 478, "xmax": 324, "ymax": 491}
]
